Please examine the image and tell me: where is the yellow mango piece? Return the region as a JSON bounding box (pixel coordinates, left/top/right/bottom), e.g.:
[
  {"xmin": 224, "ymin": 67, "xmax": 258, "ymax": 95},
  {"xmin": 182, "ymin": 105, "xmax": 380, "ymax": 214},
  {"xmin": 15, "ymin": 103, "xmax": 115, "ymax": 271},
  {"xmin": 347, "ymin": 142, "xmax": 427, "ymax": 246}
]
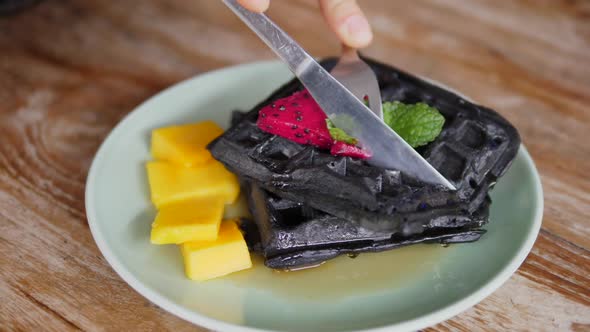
[
  {"xmin": 180, "ymin": 219, "xmax": 252, "ymax": 281},
  {"xmin": 150, "ymin": 197, "xmax": 225, "ymax": 245},
  {"xmin": 146, "ymin": 161, "xmax": 239, "ymax": 207},
  {"xmin": 151, "ymin": 121, "xmax": 224, "ymax": 167}
]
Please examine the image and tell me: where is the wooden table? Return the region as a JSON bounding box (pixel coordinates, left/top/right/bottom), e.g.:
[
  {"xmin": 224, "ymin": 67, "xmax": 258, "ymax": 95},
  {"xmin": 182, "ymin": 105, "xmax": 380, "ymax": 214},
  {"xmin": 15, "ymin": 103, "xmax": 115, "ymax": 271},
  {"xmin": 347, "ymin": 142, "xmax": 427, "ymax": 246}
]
[{"xmin": 1, "ymin": 0, "xmax": 588, "ymax": 330}]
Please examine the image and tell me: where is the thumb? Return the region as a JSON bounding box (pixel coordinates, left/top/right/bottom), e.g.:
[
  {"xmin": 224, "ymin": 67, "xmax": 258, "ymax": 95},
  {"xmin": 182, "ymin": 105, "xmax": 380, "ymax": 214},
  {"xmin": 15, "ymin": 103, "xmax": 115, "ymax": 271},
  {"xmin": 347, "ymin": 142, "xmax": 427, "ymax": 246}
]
[{"xmin": 319, "ymin": 0, "xmax": 373, "ymax": 48}]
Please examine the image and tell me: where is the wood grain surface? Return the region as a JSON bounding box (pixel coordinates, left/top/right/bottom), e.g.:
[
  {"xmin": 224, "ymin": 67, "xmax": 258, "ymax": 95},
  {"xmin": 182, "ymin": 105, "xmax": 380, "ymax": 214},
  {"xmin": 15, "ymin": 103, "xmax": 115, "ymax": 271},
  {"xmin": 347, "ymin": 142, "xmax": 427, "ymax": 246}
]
[{"xmin": 1, "ymin": 0, "xmax": 589, "ymax": 331}]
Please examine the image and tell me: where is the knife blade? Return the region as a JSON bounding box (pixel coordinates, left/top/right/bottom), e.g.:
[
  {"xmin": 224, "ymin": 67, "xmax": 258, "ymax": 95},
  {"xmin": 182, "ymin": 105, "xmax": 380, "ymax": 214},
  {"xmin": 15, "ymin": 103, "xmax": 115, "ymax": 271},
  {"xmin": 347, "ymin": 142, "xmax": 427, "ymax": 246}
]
[{"xmin": 222, "ymin": 0, "xmax": 455, "ymax": 190}]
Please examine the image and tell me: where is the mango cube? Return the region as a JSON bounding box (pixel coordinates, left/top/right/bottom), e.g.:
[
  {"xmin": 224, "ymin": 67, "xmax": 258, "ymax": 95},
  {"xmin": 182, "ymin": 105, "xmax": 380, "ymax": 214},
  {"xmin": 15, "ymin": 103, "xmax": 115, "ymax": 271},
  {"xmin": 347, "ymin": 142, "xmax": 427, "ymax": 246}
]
[
  {"xmin": 150, "ymin": 197, "xmax": 225, "ymax": 245},
  {"xmin": 151, "ymin": 121, "xmax": 224, "ymax": 167},
  {"xmin": 146, "ymin": 161, "xmax": 239, "ymax": 207},
  {"xmin": 180, "ymin": 219, "xmax": 252, "ymax": 281}
]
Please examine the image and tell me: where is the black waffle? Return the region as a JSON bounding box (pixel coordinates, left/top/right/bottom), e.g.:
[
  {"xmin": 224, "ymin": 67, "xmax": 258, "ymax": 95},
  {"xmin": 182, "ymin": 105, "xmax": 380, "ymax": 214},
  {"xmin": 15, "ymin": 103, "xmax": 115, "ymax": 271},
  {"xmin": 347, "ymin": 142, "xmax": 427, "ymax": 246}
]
[
  {"xmin": 209, "ymin": 58, "xmax": 520, "ymax": 269},
  {"xmin": 243, "ymin": 182, "xmax": 485, "ymax": 269}
]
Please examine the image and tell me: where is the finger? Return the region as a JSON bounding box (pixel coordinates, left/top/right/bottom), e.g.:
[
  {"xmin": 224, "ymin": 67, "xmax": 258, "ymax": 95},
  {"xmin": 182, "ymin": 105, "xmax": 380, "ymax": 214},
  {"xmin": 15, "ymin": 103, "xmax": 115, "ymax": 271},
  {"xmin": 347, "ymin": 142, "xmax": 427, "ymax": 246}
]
[
  {"xmin": 236, "ymin": 0, "xmax": 270, "ymax": 13},
  {"xmin": 319, "ymin": 0, "xmax": 373, "ymax": 48}
]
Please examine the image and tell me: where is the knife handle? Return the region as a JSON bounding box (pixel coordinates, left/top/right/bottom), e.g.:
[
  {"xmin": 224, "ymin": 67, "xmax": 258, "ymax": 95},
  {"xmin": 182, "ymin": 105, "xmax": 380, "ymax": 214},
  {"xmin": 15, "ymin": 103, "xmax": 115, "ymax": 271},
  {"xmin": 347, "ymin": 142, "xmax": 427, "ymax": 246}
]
[{"xmin": 222, "ymin": 0, "xmax": 314, "ymax": 75}]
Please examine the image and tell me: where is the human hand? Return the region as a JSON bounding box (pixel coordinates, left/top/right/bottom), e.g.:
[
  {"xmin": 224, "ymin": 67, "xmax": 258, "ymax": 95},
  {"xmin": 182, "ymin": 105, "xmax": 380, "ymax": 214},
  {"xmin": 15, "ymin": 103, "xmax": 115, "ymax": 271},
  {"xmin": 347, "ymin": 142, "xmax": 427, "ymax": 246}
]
[{"xmin": 236, "ymin": 0, "xmax": 373, "ymax": 49}]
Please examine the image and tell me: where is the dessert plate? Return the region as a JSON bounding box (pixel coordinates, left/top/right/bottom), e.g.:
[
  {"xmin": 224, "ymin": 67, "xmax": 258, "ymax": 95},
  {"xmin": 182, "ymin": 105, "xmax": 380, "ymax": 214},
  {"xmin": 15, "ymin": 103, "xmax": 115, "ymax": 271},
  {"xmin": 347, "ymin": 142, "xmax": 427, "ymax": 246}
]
[{"xmin": 85, "ymin": 61, "xmax": 543, "ymax": 332}]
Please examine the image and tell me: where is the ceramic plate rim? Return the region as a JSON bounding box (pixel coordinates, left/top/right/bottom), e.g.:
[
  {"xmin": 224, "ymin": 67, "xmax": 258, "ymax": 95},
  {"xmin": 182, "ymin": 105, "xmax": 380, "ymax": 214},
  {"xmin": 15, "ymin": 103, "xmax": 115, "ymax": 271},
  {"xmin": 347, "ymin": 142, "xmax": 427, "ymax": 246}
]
[{"xmin": 85, "ymin": 61, "xmax": 544, "ymax": 332}]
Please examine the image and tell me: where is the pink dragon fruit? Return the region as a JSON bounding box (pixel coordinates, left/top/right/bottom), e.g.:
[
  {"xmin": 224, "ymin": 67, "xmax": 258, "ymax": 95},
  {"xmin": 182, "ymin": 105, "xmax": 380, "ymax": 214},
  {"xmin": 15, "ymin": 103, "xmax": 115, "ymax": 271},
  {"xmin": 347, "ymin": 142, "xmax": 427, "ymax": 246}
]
[
  {"xmin": 257, "ymin": 90, "xmax": 333, "ymax": 149},
  {"xmin": 330, "ymin": 141, "xmax": 372, "ymax": 159},
  {"xmin": 257, "ymin": 89, "xmax": 370, "ymax": 159}
]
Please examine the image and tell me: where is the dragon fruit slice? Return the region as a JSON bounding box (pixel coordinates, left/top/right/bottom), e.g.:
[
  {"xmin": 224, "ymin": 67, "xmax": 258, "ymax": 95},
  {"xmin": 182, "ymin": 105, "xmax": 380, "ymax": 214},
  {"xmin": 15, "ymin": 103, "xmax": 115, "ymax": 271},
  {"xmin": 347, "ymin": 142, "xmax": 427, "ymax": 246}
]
[
  {"xmin": 256, "ymin": 89, "xmax": 370, "ymax": 159},
  {"xmin": 256, "ymin": 90, "xmax": 333, "ymax": 149},
  {"xmin": 330, "ymin": 141, "xmax": 372, "ymax": 159}
]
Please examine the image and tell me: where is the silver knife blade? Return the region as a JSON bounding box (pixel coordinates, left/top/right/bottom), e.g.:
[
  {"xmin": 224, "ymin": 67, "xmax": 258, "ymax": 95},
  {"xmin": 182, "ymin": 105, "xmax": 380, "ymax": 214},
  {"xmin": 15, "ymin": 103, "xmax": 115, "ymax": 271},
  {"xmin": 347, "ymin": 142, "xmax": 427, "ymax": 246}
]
[{"xmin": 222, "ymin": 0, "xmax": 455, "ymax": 190}]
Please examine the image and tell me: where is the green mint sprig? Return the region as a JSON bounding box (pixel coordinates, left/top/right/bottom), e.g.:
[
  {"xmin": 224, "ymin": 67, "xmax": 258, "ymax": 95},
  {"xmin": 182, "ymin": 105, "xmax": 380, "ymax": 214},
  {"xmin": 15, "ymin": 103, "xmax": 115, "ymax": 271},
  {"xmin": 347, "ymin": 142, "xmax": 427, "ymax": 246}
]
[
  {"xmin": 382, "ymin": 101, "xmax": 445, "ymax": 148},
  {"xmin": 327, "ymin": 101, "xmax": 445, "ymax": 148},
  {"xmin": 326, "ymin": 119, "xmax": 358, "ymax": 145}
]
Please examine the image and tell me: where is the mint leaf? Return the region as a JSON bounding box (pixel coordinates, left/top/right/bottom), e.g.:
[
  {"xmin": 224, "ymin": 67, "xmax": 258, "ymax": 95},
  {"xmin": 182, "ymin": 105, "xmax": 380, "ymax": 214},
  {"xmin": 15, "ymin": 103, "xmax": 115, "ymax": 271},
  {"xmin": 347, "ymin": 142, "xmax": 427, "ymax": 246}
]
[
  {"xmin": 326, "ymin": 101, "xmax": 445, "ymax": 148},
  {"xmin": 326, "ymin": 119, "xmax": 358, "ymax": 145},
  {"xmin": 382, "ymin": 101, "xmax": 445, "ymax": 148}
]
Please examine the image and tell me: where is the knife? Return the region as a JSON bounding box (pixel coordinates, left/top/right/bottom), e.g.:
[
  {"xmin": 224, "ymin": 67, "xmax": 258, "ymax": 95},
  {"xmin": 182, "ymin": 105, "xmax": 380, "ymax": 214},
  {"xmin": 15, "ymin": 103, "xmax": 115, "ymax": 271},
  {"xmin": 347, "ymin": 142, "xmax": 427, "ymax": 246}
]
[{"xmin": 222, "ymin": 0, "xmax": 455, "ymax": 190}]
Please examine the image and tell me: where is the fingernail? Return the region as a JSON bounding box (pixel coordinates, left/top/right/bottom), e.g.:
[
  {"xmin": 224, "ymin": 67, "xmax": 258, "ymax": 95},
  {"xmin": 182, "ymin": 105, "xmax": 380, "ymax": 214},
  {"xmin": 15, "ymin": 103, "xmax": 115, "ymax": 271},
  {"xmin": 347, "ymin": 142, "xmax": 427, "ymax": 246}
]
[{"xmin": 342, "ymin": 15, "xmax": 373, "ymax": 48}]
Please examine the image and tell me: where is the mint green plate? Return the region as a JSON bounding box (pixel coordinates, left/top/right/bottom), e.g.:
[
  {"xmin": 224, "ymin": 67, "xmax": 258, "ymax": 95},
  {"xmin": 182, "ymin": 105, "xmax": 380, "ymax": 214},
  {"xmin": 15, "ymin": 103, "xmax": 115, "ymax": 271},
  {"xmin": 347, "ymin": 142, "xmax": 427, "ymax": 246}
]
[{"xmin": 85, "ymin": 61, "xmax": 543, "ymax": 332}]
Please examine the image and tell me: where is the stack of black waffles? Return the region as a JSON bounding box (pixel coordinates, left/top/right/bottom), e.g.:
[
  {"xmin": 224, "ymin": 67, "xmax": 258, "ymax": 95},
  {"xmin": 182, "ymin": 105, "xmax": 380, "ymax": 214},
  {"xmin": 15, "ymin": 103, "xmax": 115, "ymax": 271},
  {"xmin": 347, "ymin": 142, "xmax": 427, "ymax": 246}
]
[{"xmin": 208, "ymin": 58, "xmax": 520, "ymax": 270}]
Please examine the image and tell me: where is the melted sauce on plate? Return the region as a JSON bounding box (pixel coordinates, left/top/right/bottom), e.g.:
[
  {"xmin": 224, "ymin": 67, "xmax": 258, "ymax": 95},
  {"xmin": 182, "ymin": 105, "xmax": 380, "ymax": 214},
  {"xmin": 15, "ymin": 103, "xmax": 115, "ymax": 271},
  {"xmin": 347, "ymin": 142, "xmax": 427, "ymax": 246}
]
[{"xmin": 224, "ymin": 194, "xmax": 447, "ymax": 299}]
